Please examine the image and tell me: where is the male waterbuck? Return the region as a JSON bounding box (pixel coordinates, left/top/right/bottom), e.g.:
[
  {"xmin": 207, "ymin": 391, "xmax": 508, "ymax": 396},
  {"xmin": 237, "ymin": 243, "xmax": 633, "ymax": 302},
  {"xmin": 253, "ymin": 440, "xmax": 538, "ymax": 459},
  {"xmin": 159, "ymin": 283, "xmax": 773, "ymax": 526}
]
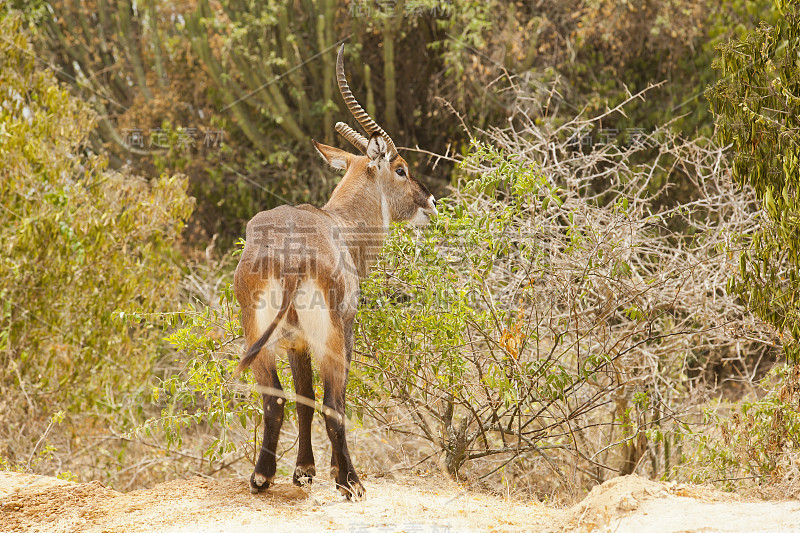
[{"xmin": 234, "ymin": 45, "xmax": 437, "ymax": 499}]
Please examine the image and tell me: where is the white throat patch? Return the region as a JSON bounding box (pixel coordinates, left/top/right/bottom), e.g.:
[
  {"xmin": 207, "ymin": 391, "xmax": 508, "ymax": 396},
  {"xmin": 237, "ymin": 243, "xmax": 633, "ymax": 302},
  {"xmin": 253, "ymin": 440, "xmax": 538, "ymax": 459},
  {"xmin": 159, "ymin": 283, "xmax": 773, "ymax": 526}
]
[{"xmin": 380, "ymin": 190, "xmax": 390, "ymax": 231}]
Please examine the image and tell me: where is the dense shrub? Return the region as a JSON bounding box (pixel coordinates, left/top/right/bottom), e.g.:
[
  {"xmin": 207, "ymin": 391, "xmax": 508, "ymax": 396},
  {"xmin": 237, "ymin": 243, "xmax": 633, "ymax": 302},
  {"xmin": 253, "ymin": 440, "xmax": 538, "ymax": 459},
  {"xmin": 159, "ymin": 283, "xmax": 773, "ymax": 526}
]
[
  {"xmin": 688, "ymin": 363, "xmax": 800, "ymax": 497},
  {"xmin": 676, "ymin": 0, "xmax": 800, "ymax": 497},
  {"xmin": 349, "ymin": 95, "xmax": 773, "ymax": 494},
  {"xmin": 0, "ymin": 12, "xmax": 193, "ymax": 473},
  {"xmin": 706, "ymin": 0, "xmax": 800, "ymax": 361}
]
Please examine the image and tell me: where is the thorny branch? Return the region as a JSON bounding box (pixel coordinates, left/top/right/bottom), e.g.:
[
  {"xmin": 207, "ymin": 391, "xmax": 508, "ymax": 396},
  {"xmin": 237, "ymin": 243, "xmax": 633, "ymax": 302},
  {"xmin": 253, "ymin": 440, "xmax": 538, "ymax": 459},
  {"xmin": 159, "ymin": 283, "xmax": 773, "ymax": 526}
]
[{"xmin": 356, "ymin": 87, "xmax": 778, "ymax": 493}]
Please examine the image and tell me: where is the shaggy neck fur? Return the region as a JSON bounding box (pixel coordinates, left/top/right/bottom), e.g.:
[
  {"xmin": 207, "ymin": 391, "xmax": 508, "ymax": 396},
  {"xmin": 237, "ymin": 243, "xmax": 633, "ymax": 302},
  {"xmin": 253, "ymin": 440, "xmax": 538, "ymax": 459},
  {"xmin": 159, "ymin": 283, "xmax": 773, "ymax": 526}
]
[{"xmin": 323, "ymin": 168, "xmax": 389, "ymax": 278}]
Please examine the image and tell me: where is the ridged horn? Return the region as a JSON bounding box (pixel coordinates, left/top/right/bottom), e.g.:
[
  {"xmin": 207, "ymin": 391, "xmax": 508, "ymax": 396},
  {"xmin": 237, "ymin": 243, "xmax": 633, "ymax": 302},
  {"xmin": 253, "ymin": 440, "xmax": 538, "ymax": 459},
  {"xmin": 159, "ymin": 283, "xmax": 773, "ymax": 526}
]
[
  {"xmin": 335, "ymin": 122, "xmax": 368, "ymax": 154},
  {"xmin": 336, "ymin": 44, "xmax": 399, "ymax": 160}
]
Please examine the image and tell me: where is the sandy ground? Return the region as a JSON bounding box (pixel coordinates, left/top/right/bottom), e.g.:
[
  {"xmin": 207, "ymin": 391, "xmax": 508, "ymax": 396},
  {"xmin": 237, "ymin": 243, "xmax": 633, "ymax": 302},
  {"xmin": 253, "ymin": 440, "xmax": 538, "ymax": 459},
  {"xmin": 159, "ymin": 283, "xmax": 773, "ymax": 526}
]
[{"xmin": 1, "ymin": 471, "xmax": 799, "ymax": 532}]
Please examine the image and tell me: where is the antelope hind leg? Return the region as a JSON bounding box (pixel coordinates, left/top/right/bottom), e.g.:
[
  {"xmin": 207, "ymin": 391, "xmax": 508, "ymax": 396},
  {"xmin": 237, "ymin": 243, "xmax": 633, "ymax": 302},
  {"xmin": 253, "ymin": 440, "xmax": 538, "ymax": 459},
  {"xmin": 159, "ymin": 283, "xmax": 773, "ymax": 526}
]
[
  {"xmin": 321, "ymin": 376, "xmax": 365, "ymax": 500},
  {"xmin": 250, "ymin": 364, "xmax": 285, "ymax": 493},
  {"xmin": 289, "ymin": 346, "xmax": 316, "ymax": 486}
]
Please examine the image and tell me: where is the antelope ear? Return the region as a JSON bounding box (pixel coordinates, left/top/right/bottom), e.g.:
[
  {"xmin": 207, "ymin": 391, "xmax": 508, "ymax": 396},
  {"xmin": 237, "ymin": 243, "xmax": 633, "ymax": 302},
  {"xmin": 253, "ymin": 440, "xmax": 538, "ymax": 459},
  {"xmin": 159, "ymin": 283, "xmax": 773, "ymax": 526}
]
[
  {"xmin": 366, "ymin": 132, "xmax": 388, "ymax": 163},
  {"xmin": 312, "ymin": 140, "xmax": 353, "ymax": 170}
]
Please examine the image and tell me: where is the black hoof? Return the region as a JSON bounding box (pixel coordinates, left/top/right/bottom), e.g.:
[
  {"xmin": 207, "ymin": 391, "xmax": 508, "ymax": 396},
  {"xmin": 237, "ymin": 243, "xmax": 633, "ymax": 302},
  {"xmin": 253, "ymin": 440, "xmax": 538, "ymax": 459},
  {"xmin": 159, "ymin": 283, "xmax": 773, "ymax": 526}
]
[
  {"xmin": 336, "ymin": 472, "xmax": 366, "ymax": 501},
  {"xmin": 249, "ymin": 472, "xmax": 272, "ymax": 494},
  {"xmin": 338, "ymin": 480, "xmax": 366, "ymax": 501},
  {"xmin": 293, "ymin": 464, "xmax": 316, "ymax": 486}
]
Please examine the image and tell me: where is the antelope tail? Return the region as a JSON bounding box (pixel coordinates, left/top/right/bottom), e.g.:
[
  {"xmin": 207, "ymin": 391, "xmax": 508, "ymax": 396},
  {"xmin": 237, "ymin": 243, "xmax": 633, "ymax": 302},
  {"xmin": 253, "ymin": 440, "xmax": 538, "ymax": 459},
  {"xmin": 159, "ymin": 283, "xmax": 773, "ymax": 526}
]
[{"xmin": 235, "ymin": 277, "xmax": 299, "ymax": 376}]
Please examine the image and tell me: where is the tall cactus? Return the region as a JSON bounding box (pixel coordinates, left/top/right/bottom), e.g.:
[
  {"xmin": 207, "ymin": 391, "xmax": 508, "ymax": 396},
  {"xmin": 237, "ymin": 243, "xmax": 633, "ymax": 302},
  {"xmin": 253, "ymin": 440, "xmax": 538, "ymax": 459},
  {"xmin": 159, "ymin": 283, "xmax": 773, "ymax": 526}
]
[
  {"xmin": 146, "ymin": 0, "xmax": 167, "ymax": 88},
  {"xmin": 382, "ymin": 0, "xmax": 407, "ymax": 135},
  {"xmin": 117, "ymin": 0, "xmax": 153, "ymax": 100},
  {"xmin": 41, "ymin": 0, "xmax": 465, "ymax": 181},
  {"xmin": 186, "ymin": 0, "xmax": 337, "ymax": 145},
  {"xmin": 42, "ymin": 0, "xmax": 183, "ymax": 155}
]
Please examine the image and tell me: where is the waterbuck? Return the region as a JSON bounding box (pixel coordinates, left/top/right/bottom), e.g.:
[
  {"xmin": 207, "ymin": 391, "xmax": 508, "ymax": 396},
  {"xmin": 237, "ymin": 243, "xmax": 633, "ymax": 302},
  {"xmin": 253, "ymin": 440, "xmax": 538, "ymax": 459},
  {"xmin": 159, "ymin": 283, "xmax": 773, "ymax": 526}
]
[{"xmin": 234, "ymin": 45, "xmax": 437, "ymax": 499}]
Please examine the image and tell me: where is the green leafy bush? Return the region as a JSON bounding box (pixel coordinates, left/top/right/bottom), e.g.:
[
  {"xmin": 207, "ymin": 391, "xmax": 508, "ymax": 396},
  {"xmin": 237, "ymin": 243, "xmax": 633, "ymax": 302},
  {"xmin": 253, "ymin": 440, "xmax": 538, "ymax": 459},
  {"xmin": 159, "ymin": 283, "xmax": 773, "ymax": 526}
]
[
  {"xmin": 125, "ymin": 264, "xmax": 257, "ymax": 463},
  {"xmin": 689, "ymin": 364, "xmax": 800, "ymax": 496},
  {"xmin": 0, "ymin": 12, "xmax": 193, "ymax": 471},
  {"xmin": 687, "ymin": 0, "xmax": 800, "ymax": 495},
  {"xmin": 706, "ymin": 0, "xmax": 800, "ymax": 361},
  {"xmin": 350, "ymin": 122, "xmax": 764, "ymax": 492}
]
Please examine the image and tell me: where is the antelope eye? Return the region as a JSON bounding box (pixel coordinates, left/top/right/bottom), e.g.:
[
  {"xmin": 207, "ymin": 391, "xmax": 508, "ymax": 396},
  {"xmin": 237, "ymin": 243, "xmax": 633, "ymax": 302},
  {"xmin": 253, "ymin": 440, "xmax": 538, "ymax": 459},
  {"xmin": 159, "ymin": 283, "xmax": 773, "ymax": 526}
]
[{"xmin": 395, "ymin": 167, "xmax": 406, "ymax": 178}]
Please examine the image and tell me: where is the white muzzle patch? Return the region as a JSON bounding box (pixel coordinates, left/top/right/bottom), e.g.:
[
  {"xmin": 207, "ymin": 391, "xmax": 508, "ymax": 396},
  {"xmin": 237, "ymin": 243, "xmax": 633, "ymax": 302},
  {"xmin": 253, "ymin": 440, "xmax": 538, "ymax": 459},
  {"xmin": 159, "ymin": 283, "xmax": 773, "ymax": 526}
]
[{"xmin": 410, "ymin": 195, "xmax": 438, "ymax": 227}]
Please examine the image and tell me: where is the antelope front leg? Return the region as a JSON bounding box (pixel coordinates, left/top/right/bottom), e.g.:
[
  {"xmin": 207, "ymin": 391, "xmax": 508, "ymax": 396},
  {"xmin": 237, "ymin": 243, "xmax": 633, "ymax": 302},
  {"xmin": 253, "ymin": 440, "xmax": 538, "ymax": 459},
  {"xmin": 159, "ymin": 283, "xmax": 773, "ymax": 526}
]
[
  {"xmin": 330, "ymin": 449, "xmax": 339, "ymax": 483},
  {"xmin": 251, "ymin": 367, "xmax": 285, "ymax": 493}
]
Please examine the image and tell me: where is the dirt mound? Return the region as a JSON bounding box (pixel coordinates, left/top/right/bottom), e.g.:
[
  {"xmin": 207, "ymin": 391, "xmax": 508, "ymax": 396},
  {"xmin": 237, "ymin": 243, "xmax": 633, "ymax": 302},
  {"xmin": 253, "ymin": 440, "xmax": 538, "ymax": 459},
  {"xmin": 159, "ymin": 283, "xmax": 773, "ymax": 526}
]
[
  {"xmin": 1, "ymin": 473, "xmax": 114, "ymax": 532},
  {"xmin": 2, "ymin": 471, "xmax": 800, "ymax": 532},
  {"xmin": 565, "ymin": 474, "xmax": 668, "ymax": 530},
  {"xmin": 564, "ymin": 474, "xmax": 800, "ymax": 532},
  {"xmin": 0, "ymin": 472, "xmax": 309, "ymax": 533}
]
